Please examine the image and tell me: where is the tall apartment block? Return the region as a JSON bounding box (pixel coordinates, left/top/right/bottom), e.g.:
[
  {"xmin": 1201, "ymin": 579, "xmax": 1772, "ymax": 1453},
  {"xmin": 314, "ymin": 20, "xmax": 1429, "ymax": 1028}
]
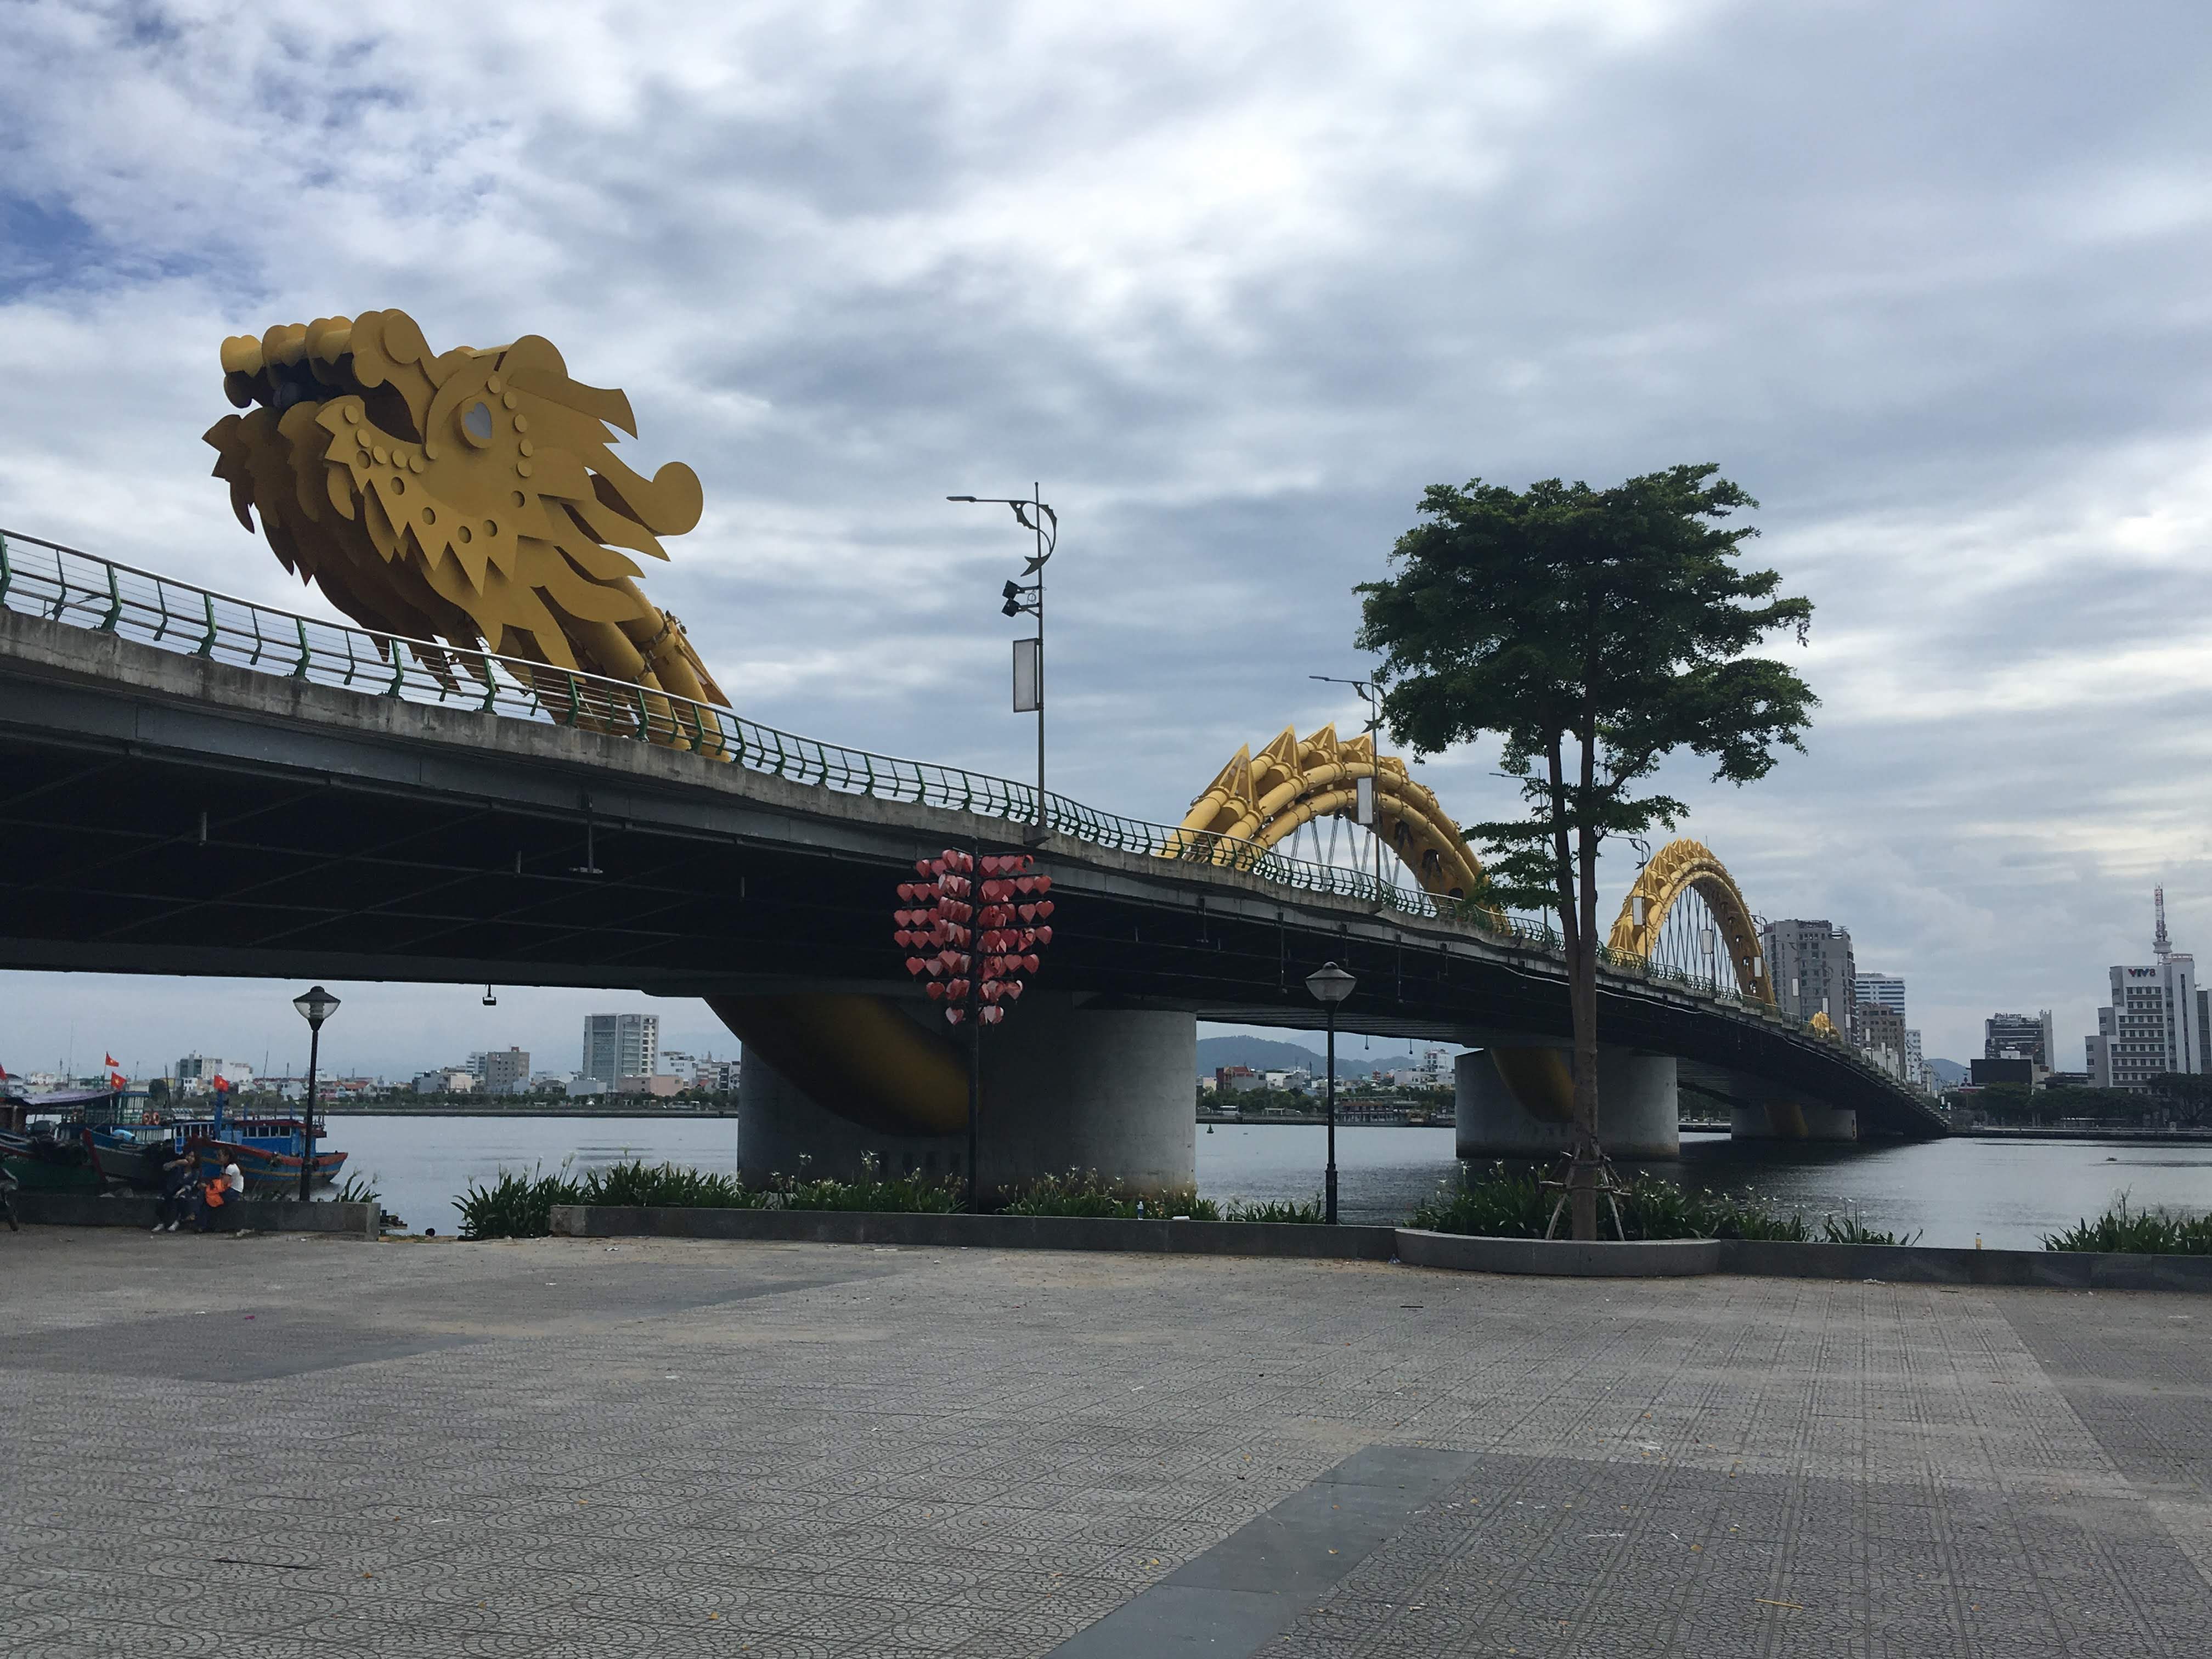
[
  {"xmin": 583, "ymin": 1013, "xmax": 659, "ymax": 1086},
  {"xmin": 1759, "ymin": 919, "xmax": 1857, "ymax": 1037}
]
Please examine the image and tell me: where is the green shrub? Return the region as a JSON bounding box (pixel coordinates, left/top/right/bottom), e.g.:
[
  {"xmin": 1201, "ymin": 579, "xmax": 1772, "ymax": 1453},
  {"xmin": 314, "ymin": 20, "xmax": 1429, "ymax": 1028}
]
[
  {"xmin": 454, "ymin": 1165, "xmax": 585, "ymax": 1239},
  {"xmin": 2044, "ymin": 1197, "xmax": 2212, "ymax": 1254},
  {"xmin": 1820, "ymin": 1210, "xmax": 1922, "ymax": 1246},
  {"xmin": 1220, "ymin": 1195, "xmax": 1328, "ymax": 1224},
  {"xmin": 582, "ymin": 1160, "xmax": 761, "ymax": 1209},
  {"xmin": 1408, "ymin": 1161, "xmax": 1811, "ymax": 1241},
  {"xmin": 1000, "ymin": 1169, "xmax": 1220, "ymax": 1220}
]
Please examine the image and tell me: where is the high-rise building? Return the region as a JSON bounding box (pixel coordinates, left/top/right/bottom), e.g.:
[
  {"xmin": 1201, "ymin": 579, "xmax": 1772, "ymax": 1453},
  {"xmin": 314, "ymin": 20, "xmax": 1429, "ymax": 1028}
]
[
  {"xmin": 1759, "ymin": 920, "xmax": 1857, "ymax": 1036},
  {"xmin": 1857, "ymin": 1001, "xmax": 1909, "ymax": 1080},
  {"xmin": 583, "ymin": 1014, "xmax": 658, "ymax": 1086},
  {"xmin": 2086, "ymin": 963, "xmax": 2198, "ymax": 1090},
  {"xmin": 1983, "ymin": 1011, "xmax": 2056, "ymax": 1068},
  {"xmin": 1858, "ymin": 973, "xmax": 1907, "ymax": 1021}
]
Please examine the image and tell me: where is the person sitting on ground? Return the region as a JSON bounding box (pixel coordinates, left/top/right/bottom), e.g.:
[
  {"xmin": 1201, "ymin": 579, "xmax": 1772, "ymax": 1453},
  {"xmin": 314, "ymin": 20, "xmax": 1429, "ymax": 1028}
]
[{"xmin": 151, "ymin": 1150, "xmax": 196, "ymax": 1232}]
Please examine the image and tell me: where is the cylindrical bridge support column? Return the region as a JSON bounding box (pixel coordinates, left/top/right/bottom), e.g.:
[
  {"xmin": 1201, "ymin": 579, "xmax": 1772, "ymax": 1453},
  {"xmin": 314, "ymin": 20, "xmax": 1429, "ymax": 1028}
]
[
  {"xmin": 737, "ymin": 994, "xmax": 1195, "ymax": 1199},
  {"xmin": 1455, "ymin": 1047, "xmax": 1679, "ymax": 1161}
]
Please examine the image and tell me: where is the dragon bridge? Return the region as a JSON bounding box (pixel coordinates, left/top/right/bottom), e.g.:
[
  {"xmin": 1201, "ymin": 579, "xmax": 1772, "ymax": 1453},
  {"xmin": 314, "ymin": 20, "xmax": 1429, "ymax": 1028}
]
[
  {"xmin": 1170, "ymin": 725, "xmax": 1488, "ymax": 900},
  {"xmin": 1605, "ymin": 837, "xmax": 1773, "ymax": 1003}
]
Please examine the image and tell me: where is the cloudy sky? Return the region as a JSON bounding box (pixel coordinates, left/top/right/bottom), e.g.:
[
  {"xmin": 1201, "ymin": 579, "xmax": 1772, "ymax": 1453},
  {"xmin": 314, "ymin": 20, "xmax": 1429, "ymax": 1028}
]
[{"xmin": 3, "ymin": 0, "xmax": 2209, "ymax": 1080}]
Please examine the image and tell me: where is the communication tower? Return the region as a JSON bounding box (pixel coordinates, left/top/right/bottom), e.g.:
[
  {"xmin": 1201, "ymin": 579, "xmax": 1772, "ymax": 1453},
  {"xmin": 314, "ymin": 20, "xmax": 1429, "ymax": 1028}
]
[{"xmin": 2154, "ymin": 886, "xmax": 2172, "ymax": 963}]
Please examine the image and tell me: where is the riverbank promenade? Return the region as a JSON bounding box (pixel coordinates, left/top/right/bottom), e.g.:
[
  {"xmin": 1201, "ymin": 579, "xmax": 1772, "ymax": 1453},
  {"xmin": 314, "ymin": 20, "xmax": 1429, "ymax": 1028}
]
[{"xmin": 8, "ymin": 1232, "xmax": 2211, "ymax": 1656}]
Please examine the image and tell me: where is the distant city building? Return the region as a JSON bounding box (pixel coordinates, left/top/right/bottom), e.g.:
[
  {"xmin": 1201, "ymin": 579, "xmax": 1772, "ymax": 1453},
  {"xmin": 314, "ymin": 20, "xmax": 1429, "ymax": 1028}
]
[
  {"xmin": 469, "ymin": 1047, "xmax": 532, "ymax": 1095},
  {"xmin": 1904, "ymin": 1029, "xmax": 1928, "ymax": 1091},
  {"xmin": 616, "ymin": 1074, "xmax": 681, "ymax": 1098},
  {"xmin": 1857, "ymin": 1002, "xmax": 1909, "ymax": 1081},
  {"xmin": 1760, "ymin": 921, "xmax": 1857, "ymax": 1037},
  {"xmin": 413, "ymin": 1068, "xmax": 476, "ymax": 1094},
  {"xmin": 583, "ymin": 1014, "xmax": 659, "ymax": 1087},
  {"xmin": 2086, "ymin": 960, "xmax": 2199, "ymax": 1091},
  {"xmin": 174, "ymin": 1054, "xmax": 255, "ymax": 1095},
  {"xmin": 1858, "ymin": 973, "xmax": 1907, "ymax": 1022},
  {"xmin": 1983, "ymin": 1011, "xmax": 2055, "ymax": 1068},
  {"xmin": 1214, "ymin": 1066, "xmax": 1265, "ymax": 1094}
]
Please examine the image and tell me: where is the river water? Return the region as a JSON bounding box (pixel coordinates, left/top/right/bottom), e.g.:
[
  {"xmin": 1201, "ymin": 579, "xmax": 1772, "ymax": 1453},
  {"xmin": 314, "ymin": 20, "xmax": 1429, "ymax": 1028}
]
[{"xmin": 333, "ymin": 1116, "xmax": 2212, "ymax": 1249}]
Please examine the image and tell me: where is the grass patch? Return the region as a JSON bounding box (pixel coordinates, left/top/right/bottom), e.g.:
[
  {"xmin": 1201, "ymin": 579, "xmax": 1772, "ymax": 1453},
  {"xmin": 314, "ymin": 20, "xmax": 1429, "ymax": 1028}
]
[{"xmin": 2044, "ymin": 1197, "xmax": 2212, "ymax": 1254}]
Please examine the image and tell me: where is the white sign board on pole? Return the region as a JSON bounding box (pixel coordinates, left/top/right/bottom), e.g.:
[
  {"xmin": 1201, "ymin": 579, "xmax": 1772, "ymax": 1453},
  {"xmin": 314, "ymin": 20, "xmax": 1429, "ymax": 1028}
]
[
  {"xmin": 1012, "ymin": 636, "xmax": 1042, "ymax": 713},
  {"xmin": 1355, "ymin": 774, "xmax": 1376, "ymax": 826}
]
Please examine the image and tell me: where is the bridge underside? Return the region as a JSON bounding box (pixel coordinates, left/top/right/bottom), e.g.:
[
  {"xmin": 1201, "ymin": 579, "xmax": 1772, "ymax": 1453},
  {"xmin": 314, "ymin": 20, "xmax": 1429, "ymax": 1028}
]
[{"xmin": 0, "ymin": 612, "xmax": 1946, "ymax": 1182}]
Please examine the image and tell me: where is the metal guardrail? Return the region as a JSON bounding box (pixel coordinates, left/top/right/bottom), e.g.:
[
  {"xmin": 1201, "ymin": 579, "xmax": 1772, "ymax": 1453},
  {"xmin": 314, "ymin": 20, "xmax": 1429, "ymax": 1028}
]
[{"xmin": 0, "ymin": 526, "xmax": 1915, "ymax": 1058}]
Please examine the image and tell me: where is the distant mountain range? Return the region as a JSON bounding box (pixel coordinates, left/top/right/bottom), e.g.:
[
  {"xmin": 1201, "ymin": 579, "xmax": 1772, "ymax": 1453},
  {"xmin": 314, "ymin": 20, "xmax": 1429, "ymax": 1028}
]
[
  {"xmin": 1195, "ymin": 1034, "xmax": 1449, "ymax": 1081},
  {"xmin": 1925, "ymin": 1058, "xmax": 1966, "ymax": 1085}
]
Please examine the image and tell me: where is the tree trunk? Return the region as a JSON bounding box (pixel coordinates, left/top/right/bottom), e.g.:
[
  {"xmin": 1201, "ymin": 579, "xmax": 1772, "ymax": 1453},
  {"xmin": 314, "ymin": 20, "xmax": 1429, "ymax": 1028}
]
[{"xmin": 1568, "ymin": 728, "xmax": 1601, "ymax": 1240}]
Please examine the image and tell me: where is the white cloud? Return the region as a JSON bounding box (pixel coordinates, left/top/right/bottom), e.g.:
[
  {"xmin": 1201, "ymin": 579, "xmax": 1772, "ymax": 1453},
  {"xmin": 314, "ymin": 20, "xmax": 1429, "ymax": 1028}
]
[{"xmin": 3, "ymin": 0, "xmax": 2210, "ymax": 1069}]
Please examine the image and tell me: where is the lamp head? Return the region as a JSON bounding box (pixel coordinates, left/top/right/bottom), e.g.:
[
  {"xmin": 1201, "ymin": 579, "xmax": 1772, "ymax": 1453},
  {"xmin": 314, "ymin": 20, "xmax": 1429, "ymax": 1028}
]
[
  {"xmin": 1304, "ymin": 962, "xmax": 1356, "ymax": 1006},
  {"xmin": 292, "ymin": 985, "xmax": 341, "ymax": 1029},
  {"xmin": 946, "ymin": 494, "xmax": 979, "ymax": 502},
  {"xmin": 1001, "ymin": 598, "xmax": 1022, "ymax": 617}
]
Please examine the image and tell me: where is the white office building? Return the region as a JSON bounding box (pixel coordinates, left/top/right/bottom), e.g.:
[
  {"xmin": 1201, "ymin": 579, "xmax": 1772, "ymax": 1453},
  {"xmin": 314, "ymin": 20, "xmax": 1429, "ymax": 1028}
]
[
  {"xmin": 2086, "ymin": 960, "xmax": 2199, "ymax": 1091},
  {"xmin": 583, "ymin": 1014, "xmax": 659, "ymax": 1087}
]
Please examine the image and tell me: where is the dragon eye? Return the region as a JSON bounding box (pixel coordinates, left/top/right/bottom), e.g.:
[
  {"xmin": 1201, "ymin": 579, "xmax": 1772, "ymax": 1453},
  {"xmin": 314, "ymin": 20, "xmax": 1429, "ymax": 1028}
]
[{"xmin": 461, "ymin": 400, "xmax": 494, "ymax": 444}]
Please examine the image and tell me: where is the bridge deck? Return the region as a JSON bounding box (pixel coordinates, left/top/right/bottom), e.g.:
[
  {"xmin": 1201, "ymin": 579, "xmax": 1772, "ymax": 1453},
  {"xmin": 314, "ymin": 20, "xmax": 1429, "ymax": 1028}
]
[{"xmin": 0, "ymin": 602, "xmax": 1945, "ymax": 1136}]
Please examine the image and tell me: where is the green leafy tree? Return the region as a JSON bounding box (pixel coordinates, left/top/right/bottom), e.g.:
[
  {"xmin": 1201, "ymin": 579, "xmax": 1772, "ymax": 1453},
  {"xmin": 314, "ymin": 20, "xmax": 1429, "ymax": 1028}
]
[{"xmin": 1356, "ymin": 465, "xmax": 1815, "ymax": 1238}]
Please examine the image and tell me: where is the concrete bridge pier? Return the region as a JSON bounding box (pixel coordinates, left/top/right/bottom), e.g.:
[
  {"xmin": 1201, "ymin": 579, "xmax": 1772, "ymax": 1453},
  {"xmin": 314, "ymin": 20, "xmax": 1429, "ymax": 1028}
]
[
  {"xmin": 1454, "ymin": 1047, "xmax": 1679, "ymax": 1161},
  {"xmin": 736, "ymin": 993, "xmax": 1196, "ymax": 1199},
  {"xmin": 1729, "ymin": 1101, "xmax": 1859, "ymax": 1142}
]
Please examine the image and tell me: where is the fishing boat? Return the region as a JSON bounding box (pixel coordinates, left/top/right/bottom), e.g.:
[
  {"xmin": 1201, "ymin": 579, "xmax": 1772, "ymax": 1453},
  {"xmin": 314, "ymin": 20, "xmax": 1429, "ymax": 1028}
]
[{"xmin": 0, "ymin": 1088, "xmax": 346, "ymax": 1195}]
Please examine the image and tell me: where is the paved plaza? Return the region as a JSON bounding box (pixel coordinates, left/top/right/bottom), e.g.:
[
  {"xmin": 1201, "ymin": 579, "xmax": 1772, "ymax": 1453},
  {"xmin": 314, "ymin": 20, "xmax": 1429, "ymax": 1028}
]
[{"xmin": 5, "ymin": 1229, "xmax": 2211, "ymax": 1657}]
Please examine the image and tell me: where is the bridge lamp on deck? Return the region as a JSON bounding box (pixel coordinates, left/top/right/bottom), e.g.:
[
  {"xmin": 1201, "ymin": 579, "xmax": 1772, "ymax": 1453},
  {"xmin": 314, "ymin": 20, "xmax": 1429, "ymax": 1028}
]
[
  {"xmin": 1305, "ymin": 962, "xmax": 1357, "ymax": 1226},
  {"xmin": 291, "ymin": 986, "xmax": 341, "ymax": 1205},
  {"xmin": 948, "ymin": 488, "xmax": 1056, "ymax": 838}
]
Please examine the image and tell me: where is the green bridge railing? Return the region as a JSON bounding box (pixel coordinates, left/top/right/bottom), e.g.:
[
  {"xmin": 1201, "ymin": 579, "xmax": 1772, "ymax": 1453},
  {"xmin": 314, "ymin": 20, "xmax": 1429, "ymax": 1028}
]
[{"xmin": 0, "ymin": 526, "xmax": 1889, "ymax": 1037}]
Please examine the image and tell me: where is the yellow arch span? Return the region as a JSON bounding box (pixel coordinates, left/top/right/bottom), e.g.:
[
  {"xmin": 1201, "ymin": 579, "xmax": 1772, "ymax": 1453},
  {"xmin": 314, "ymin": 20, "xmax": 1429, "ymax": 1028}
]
[
  {"xmin": 1605, "ymin": 837, "xmax": 1773, "ymax": 1004},
  {"xmin": 1169, "ymin": 725, "xmax": 1490, "ymax": 901}
]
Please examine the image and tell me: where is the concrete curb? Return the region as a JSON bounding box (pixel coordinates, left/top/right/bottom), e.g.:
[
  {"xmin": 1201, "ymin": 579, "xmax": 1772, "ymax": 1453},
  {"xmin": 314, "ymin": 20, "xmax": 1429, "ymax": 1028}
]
[
  {"xmin": 1395, "ymin": 1230, "xmax": 1723, "ymax": 1277},
  {"xmin": 538, "ymin": 1205, "xmax": 2212, "ymax": 1293},
  {"xmin": 12, "ymin": 1192, "xmax": 380, "ymax": 1238},
  {"xmin": 548, "ymin": 1205, "xmax": 1399, "ymax": 1260}
]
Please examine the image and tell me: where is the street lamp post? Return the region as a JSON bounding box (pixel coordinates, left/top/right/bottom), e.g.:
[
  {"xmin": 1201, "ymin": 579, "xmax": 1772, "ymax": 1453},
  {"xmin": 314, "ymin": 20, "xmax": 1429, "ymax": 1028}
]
[
  {"xmin": 1304, "ymin": 962, "xmax": 1357, "ymax": 1224},
  {"xmin": 948, "ymin": 488, "xmax": 1057, "ymax": 837},
  {"xmin": 291, "ymin": 986, "xmax": 341, "ymax": 1203},
  {"xmin": 1311, "ymin": 675, "xmax": 1386, "ymax": 896}
]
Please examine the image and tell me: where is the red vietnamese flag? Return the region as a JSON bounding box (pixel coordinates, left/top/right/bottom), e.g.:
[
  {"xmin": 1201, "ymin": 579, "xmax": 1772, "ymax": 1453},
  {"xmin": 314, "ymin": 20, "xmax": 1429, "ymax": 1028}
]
[
  {"xmin": 213, "ymin": 1074, "xmax": 230, "ymax": 1092},
  {"xmin": 109, "ymin": 1071, "xmax": 126, "ymax": 1091},
  {"xmin": 104, "ymin": 1053, "xmax": 119, "ymax": 1069}
]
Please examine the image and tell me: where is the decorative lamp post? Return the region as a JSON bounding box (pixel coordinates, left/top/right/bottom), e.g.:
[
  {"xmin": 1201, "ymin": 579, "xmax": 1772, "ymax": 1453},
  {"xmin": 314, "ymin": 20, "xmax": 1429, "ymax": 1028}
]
[
  {"xmin": 948, "ymin": 488, "xmax": 1056, "ymax": 837},
  {"xmin": 1304, "ymin": 961, "xmax": 1357, "ymax": 1224},
  {"xmin": 895, "ymin": 850, "xmax": 1053, "ymax": 1210},
  {"xmin": 291, "ymin": 985, "xmax": 341, "ymax": 1203}
]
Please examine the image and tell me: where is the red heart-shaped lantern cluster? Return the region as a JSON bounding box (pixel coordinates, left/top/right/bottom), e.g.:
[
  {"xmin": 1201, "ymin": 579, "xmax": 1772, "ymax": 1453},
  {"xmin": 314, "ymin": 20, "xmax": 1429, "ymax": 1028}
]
[{"xmin": 895, "ymin": 849, "xmax": 1054, "ymax": 1026}]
